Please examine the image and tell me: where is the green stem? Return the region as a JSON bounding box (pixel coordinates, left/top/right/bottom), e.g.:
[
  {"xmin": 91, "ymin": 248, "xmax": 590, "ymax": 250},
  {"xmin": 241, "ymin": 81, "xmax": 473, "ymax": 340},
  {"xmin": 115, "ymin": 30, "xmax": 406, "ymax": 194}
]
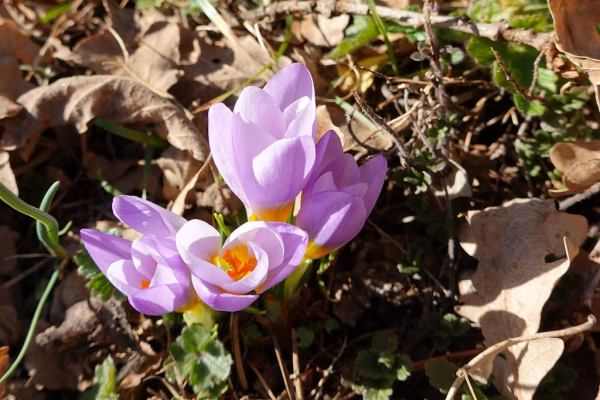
[
  {"xmin": 367, "ymin": 0, "xmax": 400, "ymax": 75},
  {"xmin": 93, "ymin": 119, "xmax": 169, "ymax": 149},
  {"xmin": 0, "ymin": 182, "xmax": 67, "ymax": 260},
  {"xmin": 0, "ymin": 265, "xmax": 61, "ymax": 384}
]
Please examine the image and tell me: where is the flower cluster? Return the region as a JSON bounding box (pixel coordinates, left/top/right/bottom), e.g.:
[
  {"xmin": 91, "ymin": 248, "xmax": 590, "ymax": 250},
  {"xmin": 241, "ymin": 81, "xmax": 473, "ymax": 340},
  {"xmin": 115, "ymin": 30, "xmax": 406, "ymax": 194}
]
[{"xmin": 81, "ymin": 64, "xmax": 386, "ymax": 314}]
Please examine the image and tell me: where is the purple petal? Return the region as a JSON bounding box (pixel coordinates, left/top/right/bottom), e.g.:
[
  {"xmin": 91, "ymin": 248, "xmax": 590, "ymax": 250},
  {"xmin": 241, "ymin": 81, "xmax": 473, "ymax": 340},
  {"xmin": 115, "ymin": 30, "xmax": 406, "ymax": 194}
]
[
  {"xmin": 231, "ymin": 114, "xmax": 276, "ymax": 183},
  {"xmin": 176, "ymin": 220, "xmax": 231, "ymax": 286},
  {"xmin": 112, "ymin": 196, "xmax": 186, "ymax": 238},
  {"xmin": 128, "ymin": 283, "xmax": 191, "ymax": 315},
  {"xmin": 359, "ymin": 155, "xmax": 387, "ymax": 213},
  {"xmin": 263, "ymin": 63, "xmax": 315, "ymax": 112},
  {"xmin": 208, "ymin": 103, "xmax": 249, "ymax": 206},
  {"xmin": 192, "ymin": 275, "xmax": 259, "ymax": 312},
  {"xmin": 245, "ymin": 136, "xmax": 316, "ymax": 218},
  {"xmin": 218, "ymin": 241, "xmax": 269, "ymax": 294},
  {"xmin": 80, "ymin": 229, "xmax": 132, "ymax": 275},
  {"xmin": 131, "ymin": 238, "xmax": 156, "ymax": 279},
  {"xmin": 223, "ymin": 221, "xmax": 284, "ymax": 268},
  {"xmin": 105, "ymin": 259, "xmax": 146, "ymax": 296},
  {"xmin": 234, "ymin": 87, "xmax": 286, "ymax": 140},
  {"xmin": 282, "ymin": 97, "xmax": 317, "ymax": 140},
  {"xmin": 296, "ymin": 191, "xmax": 367, "ymax": 251},
  {"xmin": 255, "ymin": 223, "xmax": 308, "ymax": 293}
]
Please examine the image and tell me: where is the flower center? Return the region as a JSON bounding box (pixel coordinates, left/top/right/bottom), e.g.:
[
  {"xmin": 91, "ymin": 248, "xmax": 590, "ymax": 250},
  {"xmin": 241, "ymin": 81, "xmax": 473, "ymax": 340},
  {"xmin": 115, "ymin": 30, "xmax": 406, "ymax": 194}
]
[
  {"xmin": 220, "ymin": 247, "xmax": 257, "ymax": 281},
  {"xmin": 141, "ymin": 280, "xmax": 151, "ymax": 289}
]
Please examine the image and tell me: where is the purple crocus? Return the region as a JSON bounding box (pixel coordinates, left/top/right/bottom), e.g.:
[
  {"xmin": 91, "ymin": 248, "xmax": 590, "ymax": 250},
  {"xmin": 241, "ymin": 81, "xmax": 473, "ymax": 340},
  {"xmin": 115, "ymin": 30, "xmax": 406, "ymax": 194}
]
[
  {"xmin": 80, "ymin": 196, "xmax": 193, "ymax": 315},
  {"xmin": 209, "ymin": 63, "xmax": 317, "ymax": 222},
  {"xmin": 176, "ymin": 220, "xmax": 308, "ymax": 312},
  {"xmin": 295, "ymin": 130, "xmax": 387, "ymax": 259}
]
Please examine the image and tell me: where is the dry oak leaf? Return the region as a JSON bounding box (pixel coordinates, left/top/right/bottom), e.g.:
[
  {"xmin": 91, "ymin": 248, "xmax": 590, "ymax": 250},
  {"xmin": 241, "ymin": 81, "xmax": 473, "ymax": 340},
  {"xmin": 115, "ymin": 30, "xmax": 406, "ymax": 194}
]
[
  {"xmin": 549, "ymin": 140, "xmax": 600, "ymax": 197},
  {"xmin": 0, "ymin": 75, "xmax": 209, "ymax": 162},
  {"xmin": 548, "ymin": 0, "xmax": 600, "ymax": 110},
  {"xmin": 457, "ymin": 199, "xmax": 587, "ymax": 399},
  {"xmin": 297, "ymin": 14, "xmax": 350, "ymax": 47},
  {"xmin": 0, "ymin": 150, "xmax": 17, "ymax": 195},
  {"xmin": 68, "ymin": 21, "xmax": 199, "ymax": 93}
]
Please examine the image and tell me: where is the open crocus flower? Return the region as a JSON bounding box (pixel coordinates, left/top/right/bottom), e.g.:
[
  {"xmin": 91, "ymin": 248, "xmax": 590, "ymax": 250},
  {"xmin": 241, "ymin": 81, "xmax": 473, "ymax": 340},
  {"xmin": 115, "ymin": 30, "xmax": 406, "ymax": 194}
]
[
  {"xmin": 176, "ymin": 220, "xmax": 308, "ymax": 312},
  {"xmin": 295, "ymin": 131, "xmax": 387, "ymax": 259},
  {"xmin": 209, "ymin": 63, "xmax": 317, "ymax": 222},
  {"xmin": 80, "ymin": 196, "xmax": 193, "ymax": 315}
]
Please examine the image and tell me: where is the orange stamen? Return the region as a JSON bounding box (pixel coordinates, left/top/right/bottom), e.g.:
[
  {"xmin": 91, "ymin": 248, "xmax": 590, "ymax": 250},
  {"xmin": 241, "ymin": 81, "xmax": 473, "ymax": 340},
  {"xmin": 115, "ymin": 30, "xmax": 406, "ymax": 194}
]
[
  {"xmin": 222, "ymin": 249, "xmax": 257, "ymax": 281},
  {"xmin": 141, "ymin": 279, "xmax": 151, "ymax": 289}
]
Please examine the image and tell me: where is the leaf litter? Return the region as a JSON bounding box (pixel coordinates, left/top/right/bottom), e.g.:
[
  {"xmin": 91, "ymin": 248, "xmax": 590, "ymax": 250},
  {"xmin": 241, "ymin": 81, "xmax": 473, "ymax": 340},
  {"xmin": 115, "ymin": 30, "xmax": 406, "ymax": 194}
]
[{"xmin": 0, "ymin": 0, "xmax": 600, "ymax": 399}]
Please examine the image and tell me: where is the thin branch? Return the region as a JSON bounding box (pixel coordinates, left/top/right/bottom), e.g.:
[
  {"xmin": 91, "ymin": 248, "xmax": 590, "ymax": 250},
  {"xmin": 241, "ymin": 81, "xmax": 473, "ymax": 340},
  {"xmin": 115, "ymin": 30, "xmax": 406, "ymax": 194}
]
[
  {"xmin": 241, "ymin": 1, "xmax": 554, "ymax": 50},
  {"xmin": 423, "ymin": 0, "xmax": 449, "ymax": 115},
  {"xmin": 491, "ymin": 48, "xmax": 548, "ymax": 105},
  {"xmin": 445, "ymin": 315, "xmax": 596, "ymax": 400},
  {"xmin": 352, "ymin": 90, "xmax": 410, "ymax": 166},
  {"xmin": 346, "ymin": 111, "xmax": 385, "ymax": 153},
  {"xmin": 558, "ymin": 182, "xmax": 600, "ymax": 211},
  {"xmin": 528, "ymin": 44, "xmax": 550, "ymax": 96}
]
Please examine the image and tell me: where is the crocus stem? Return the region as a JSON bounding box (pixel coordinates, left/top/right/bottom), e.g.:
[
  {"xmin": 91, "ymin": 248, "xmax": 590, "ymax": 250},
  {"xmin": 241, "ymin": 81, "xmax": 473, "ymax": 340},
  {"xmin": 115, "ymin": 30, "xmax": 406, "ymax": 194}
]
[
  {"xmin": 0, "ymin": 181, "xmax": 67, "ymax": 260},
  {"xmin": 142, "ymin": 145, "xmax": 154, "ymax": 200},
  {"xmin": 366, "ymin": 0, "xmax": 400, "ymax": 75},
  {"xmin": 0, "ymin": 262, "xmax": 62, "ymax": 384},
  {"xmin": 282, "ymin": 258, "xmax": 314, "ymax": 299}
]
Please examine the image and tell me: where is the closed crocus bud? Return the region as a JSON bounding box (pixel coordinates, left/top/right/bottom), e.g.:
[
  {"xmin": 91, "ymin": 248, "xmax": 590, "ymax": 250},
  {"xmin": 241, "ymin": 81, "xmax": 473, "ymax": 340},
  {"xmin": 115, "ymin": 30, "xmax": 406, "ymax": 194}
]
[
  {"xmin": 80, "ymin": 196, "xmax": 193, "ymax": 315},
  {"xmin": 209, "ymin": 63, "xmax": 317, "ymax": 222},
  {"xmin": 296, "ymin": 131, "xmax": 387, "ymax": 259},
  {"xmin": 176, "ymin": 220, "xmax": 308, "ymax": 312}
]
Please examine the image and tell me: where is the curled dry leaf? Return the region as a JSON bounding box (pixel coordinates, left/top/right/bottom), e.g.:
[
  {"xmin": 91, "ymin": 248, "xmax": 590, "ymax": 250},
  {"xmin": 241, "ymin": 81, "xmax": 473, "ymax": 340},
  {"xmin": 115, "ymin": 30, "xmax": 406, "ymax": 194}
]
[
  {"xmin": 0, "ymin": 346, "xmax": 8, "ymax": 398},
  {"xmin": 316, "ymin": 104, "xmax": 344, "ymax": 144},
  {"xmin": 156, "ymin": 146, "xmax": 205, "ymax": 201},
  {"xmin": 549, "ymin": 140, "xmax": 600, "ymax": 197},
  {"xmin": 457, "ymin": 199, "xmax": 588, "ymax": 399},
  {"xmin": 548, "ymin": 0, "xmax": 600, "ymax": 109},
  {"xmin": 0, "ymin": 76, "xmax": 209, "ymax": 162},
  {"xmin": 297, "ymin": 14, "xmax": 350, "ymax": 47}
]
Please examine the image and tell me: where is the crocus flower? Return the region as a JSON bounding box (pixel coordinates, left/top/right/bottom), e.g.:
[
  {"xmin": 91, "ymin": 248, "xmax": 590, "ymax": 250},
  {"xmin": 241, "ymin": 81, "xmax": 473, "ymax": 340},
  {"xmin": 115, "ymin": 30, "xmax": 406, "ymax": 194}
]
[
  {"xmin": 295, "ymin": 130, "xmax": 387, "ymax": 259},
  {"xmin": 80, "ymin": 196, "xmax": 193, "ymax": 315},
  {"xmin": 176, "ymin": 220, "xmax": 308, "ymax": 312},
  {"xmin": 209, "ymin": 63, "xmax": 317, "ymax": 222}
]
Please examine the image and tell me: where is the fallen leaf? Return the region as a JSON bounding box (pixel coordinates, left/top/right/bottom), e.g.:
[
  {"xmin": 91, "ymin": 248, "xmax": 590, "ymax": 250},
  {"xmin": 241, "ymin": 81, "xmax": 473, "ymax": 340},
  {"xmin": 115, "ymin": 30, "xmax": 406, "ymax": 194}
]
[
  {"xmin": 0, "ymin": 346, "xmax": 8, "ymax": 398},
  {"xmin": 298, "ymin": 14, "xmax": 350, "ymax": 47},
  {"xmin": 0, "ymin": 150, "xmax": 17, "ymax": 195},
  {"xmin": 196, "ymin": 182, "xmax": 243, "ymax": 216},
  {"xmin": 316, "ymin": 105, "xmax": 344, "ymax": 144},
  {"xmin": 0, "ymin": 303, "xmax": 21, "ymax": 346},
  {"xmin": 0, "ymin": 75, "xmax": 209, "ymax": 162},
  {"xmin": 156, "ymin": 146, "xmax": 205, "ymax": 201},
  {"xmin": 457, "ymin": 199, "xmax": 587, "ymax": 399},
  {"xmin": 338, "ymin": 54, "xmax": 388, "ymax": 94},
  {"xmin": 433, "ymin": 159, "xmax": 472, "ymax": 200},
  {"xmin": 549, "ymin": 140, "xmax": 600, "ymax": 196},
  {"xmin": 548, "ymin": 0, "xmax": 600, "ymax": 109},
  {"xmin": 68, "ymin": 21, "xmax": 199, "ymax": 93}
]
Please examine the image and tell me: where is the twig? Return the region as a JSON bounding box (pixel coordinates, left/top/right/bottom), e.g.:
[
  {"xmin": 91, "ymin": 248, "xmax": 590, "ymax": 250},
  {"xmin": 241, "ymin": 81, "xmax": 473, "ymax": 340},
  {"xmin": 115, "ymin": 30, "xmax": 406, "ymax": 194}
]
[
  {"xmin": 352, "ymin": 90, "xmax": 410, "ymax": 166},
  {"xmin": 248, "ymin": 363, "xmax": 277, "ymax": 400},
  {"xmin": 515, "ymin": 117, "xmax": 535, "ymax": 198},
  {"xmin": 291, "ymin": 328, "xmax": 304, "ymax": 400},
  {"xmin": 346, "ymin": 111, "xmax": 385, "ymax": 153},
  {"xmin": 491, "ymin": 49, "xmax": 548, "ymax": 105},
  {"xmin": 423, "ymin": 0, "xmax": 449, "ymax": 115},
  {"xmin": 528, "ymin": 44, "xmax": 550, "ymax": 96},
  {"xmin": 558, "ymin": 182, "xmax": 600, "ymax": 210},
  {"xmin": 230, "ymin": 313, "xmax": 248, "ymax": 390},
  {"xmin": 582, "ymin": 238, "xmax": 600, "ymax": 308},
  {"xmin": 241, "ymin": 1, "xmax": 554, "ymax": 50},
  {"xmin": 273, "ymin": 336, "xmax": 297, "ymax": 400},
  {"xmin": 445, "ymin": 315, "xmax": 596, "ymax": 400},
  {"xmin": 0, "ymin": 257, "xmax": 52, "ymax": 290}
]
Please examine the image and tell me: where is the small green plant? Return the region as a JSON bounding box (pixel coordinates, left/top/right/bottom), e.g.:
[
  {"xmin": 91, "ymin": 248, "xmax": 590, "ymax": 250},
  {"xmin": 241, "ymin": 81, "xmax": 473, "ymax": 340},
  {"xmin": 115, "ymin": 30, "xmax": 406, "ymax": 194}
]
[
  {"xmin": 351, "ymin": 331, "xmax": 413, "ymax": 400},
  {"xmin": 164, "ymin": 324, "xmax": 233, "ymax": 399},
  {"xmin": 425, "ymin": 359, "xmax": 489, "ymax": 399},
  {"xmin": 82, "ymin": 357, "xmax": 119, "ymax": 400},
  {"xmin": 426, "ymin": 313, "xmax": 471, "ymax": 352}
]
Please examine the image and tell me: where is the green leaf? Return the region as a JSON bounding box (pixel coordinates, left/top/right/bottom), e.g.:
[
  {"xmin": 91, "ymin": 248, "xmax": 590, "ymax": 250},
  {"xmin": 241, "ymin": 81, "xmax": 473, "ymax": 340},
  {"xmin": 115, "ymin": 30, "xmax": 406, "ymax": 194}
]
[
  {"xmin": 393, "ymin": 355, "xmax": 413, "ymax": 381},
  {"xmin": 165, "ymin": 324, "xmax": 232, "ymax": 397},
  {"xmin": 351, "ymin": 384, "xmax": 393, "ymax": 400},
  {"xmin": 356, "ymin": 350, "xmax": 387, "ymax": 380},
  {"xmin": 425, "ymin": 360, "xmax": 458, "ymax": 394},
  {"xmin": 325, "ymin": 318, "xmax": 341, "ymax": 333},
  {"xmin": 514, "ymin": 94, "xmax": 546, "ymax": 116},
  {"xmin": 296, "ymin": 326, "xmax": 315, "ymax": 349},
  {"xmin": 82, "ymin": 357, "xmax": 119, "ymax": 400},
  {"xmin": 136, "ymin": 0, "xmax": 166, "ymax": 9},
  {"xmin": 327, "ymin": 16, "xmax": 379, "ymax": 59},
  {"xmin": 441, "ymin": 313, "xmax": 470, "ymax": 337},
  {"xmin": 75, "ymin": 247, "xmax": 124, "ymax": 301},
  {"xmin": 39, "ymin": 2, "xmax": 72, "ymax": 23}
]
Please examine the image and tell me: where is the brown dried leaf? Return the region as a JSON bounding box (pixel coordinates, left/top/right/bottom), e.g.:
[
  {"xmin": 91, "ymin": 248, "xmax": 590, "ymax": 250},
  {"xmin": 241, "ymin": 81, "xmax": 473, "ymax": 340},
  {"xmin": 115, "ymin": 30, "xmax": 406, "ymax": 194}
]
[
  {"xmin": 298, "ymin": 14, "xmax": 350, "ymax": 47},
  {"xmin": 156, "ymin": 146, "xmax": 204, "ymax": 201},
  {"xmin": 548, "ymin": 0, "xmax": 600, "ymax": 109},
  {"xmin": 0, "ymin": 150, "xmax": 17, "ymax": 195},
  {"xmin": 68, "ymin": 22, "xmax": 199, "ymax": 93},
  {"xmin": 549, "ymin": 140, "xmax": 600, "ymax": 195},
  {"xmin": 0, "ymin": 76, "xmax": 209, "ymax": 162},
  {"xmin": 0, "ymin": 346, "xmax": 8, "ymax": 398},
  {"xmin": 316, "ymin": 105, "xmax": 344, "ymax": 144},
  {"xmin": 457, "ymin": 199, "xmax": 587, "ymax": 398}
]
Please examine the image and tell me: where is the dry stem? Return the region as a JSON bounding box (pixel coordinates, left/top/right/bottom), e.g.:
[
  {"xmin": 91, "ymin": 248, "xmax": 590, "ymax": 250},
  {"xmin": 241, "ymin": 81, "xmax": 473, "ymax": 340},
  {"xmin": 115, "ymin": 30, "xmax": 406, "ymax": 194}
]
[{"xmin": 241, "ymin": 1, "xmax": 554, "ymax": 50}]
